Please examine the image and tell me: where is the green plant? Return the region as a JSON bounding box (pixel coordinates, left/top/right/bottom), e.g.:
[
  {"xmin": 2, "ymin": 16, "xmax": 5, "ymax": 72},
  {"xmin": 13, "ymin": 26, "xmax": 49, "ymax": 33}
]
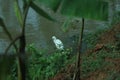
[
  {"xmin": 1, "ymin": 0, "xmax": 58, "ymax": 79},
  {"xmin": 106, "ymin": 70, "xmax": 120, "ymax": 80},
  {"xmin": 83, "ymin": 28, "xmax": 107, "ymax": 49},
  {"xmin": 111, "ymin": 11, "xmax": 120, "ymax": 25},
  {"xmin": 81, "ymin": 45, "xmax": 120, "ymax": 78},
  {"xmin": 26, "ymin": 44, "xmax": 72, "ymax": 80}
]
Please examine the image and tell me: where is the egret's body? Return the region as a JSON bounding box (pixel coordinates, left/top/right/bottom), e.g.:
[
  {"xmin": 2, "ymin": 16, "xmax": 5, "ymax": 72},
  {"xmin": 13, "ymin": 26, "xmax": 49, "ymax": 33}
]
[{"xmin": 52, "ymin": 36, "xmax": 64, "ymax": 50}]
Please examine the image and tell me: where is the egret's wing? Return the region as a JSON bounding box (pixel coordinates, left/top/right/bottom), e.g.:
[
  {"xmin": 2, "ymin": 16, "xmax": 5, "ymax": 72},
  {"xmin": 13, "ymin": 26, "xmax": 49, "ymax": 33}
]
[
  {"xmin": 53, "ymin": 39, "xmax": 64, "ymax": 50},
  {"xmin": 56, "ymin": 39, "xmax": 63, "ymax": 44}
]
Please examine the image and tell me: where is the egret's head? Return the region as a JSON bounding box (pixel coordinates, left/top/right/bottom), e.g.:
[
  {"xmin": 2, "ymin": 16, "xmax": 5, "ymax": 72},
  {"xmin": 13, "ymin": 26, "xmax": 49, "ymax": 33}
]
[{"xmin": 52, "ymin": 36, "xmax": 56, "ymax": 40}]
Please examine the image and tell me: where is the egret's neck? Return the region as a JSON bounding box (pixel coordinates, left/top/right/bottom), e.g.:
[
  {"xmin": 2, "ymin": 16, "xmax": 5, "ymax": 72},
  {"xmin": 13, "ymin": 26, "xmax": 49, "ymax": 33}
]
[{"xmin": 53, "ymin": 38, "xmax": 57, "ymax": 40}]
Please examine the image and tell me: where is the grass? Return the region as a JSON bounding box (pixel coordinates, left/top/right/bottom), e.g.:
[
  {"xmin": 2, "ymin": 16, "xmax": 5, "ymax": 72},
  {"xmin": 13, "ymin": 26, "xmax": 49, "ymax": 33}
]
[
  {"xmin": 0, "ymin": 23, "xmax": 120, "ymax": 80},
  {"xmin": 51, "ymin": 24, "xmax": 120, "ymax": 80},
  {"xmin": 26, "ymin": 44, "xmax": 72, "ymax": 80},
  {"xmin": 83, "ymin": 27, "xmax": 108, "ymax": 49},
  {"xmin": 81, "ymin": 41, "xmax": 120, "ymax": 79},
  {"xmin": 0, "ymin": 44, "xmax": 73, "ymax": 80}
]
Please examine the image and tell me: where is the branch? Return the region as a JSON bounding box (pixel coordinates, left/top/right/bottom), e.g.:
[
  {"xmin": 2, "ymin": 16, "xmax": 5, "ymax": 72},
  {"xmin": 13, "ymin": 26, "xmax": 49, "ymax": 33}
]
[
  {"xmin": 22, "ymin": 0, "xmax": 31, "ymax": 34},
  {"xmin": 4, "ymin": 36, "xmax": 20, "ymax": 54},
  {"xmin": 0, "ymin": 17, "xmax": 18, "ymax": 53},
  {"xmin": 73, "ymin": 18, "xmax": 85, "ymax": 80},
  {"xmin": 17, "ymin": 1, "xmax": 31, "ymax": 80}
]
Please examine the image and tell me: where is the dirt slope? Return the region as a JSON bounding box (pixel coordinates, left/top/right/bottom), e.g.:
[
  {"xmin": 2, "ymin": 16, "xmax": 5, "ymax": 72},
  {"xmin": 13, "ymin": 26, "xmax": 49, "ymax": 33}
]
[{"xmin": 51, "ymin": 23, "xmax": 120, "ymax": 80}]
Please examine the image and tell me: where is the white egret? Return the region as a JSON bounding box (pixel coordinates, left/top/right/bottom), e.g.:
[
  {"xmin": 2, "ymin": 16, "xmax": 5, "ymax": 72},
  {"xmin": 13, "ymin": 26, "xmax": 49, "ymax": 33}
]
[{"xmin": 52, "ymin": 36, "xmax": 64, "ymax": 50}]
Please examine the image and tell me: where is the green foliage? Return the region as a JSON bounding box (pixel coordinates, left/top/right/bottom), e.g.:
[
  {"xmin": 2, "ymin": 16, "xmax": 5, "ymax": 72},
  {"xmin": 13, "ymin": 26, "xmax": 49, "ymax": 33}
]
[
  {"xmin": 81, "ymin": 43, "xmax": 120, "ymax": 78},
  {"xmin": 30, "ymin": 2, "xmax": 55, "ymax": 21},
  {"xmin": 61, "ymin": 0, "xmax": 108, "ymax": 20},
  {"xmin": 0, "ymin": 17, "xmax": 5, "ymax": 27},
  {"xmin": 83, "ymin": 29, "xmax": 107, "ymax": 49},
  {"xmin": 61, "ymin": 17, "xmax": 72, "ymax": 32},
  {"xmin": 14, "ymin": 0, "xmax": 55, "ymax": 23},
  {"xmin": 38, "ymin": 0, "xmax": 108, "ymax": 20},
  {"xmin": 111, "ymin": 11, "xmax": 120, "ymax": 25},
  {"xmin": 26, "ymin": 44, "xmax": 72, "ymax": 80},
  {"xmin": 106, "ymin": 70, "xmax": 120, "ymax": 80},
  {"xmin": 14, "ymin": 0, "xmax": 23, "ymax": 26},
  {"xmin": 81, "ymin": 52, "xmax": 105, "ymax": 77},
  {"xmin": 37, "ymin": 0, "xmax": 61, "ymax": 12},
  {"xmin": 0, "ymin": 56, "xmax": 16, "ymax": 80}
]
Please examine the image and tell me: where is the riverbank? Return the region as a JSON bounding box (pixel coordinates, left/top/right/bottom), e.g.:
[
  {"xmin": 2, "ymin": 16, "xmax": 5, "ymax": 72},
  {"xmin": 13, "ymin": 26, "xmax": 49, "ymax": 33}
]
[
  {"xmin": 51, "ymin": 23, "xmax": 120, "ymax": 80},
  {"xmin": 0, "ymin": 23, "xmax": 119, "ymax": 80}
]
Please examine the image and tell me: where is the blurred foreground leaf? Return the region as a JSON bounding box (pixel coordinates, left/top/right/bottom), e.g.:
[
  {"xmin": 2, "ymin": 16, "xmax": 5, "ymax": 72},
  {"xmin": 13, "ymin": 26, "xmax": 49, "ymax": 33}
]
[
  {"xmin": 14, "ymin": 0, "xmax": 23, "ymax": 26},
  {"xmin": 38, "ymin": 0, "xmax": 61, "ymax": 12},
  {"xmin": 38, "ymin": 0, "xmax": 108, "ymax": 21},
  {"xmin": 61, "ymin": 0, "xmax": 108, "ymax": 20},
  {"xmin": 0, "ymin": 55, "xmax": 15, "ymax": 80},
  {"xmin": 30, "ymin": 2, "xmax": 55, "ymax": 21}
]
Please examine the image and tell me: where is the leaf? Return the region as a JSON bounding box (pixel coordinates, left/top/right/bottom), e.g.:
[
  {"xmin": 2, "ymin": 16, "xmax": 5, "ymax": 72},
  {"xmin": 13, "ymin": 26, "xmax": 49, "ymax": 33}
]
[
  {"xmin": 61, "ymin": 0, "xmax": 108, "ymax": 21},
  {"xmin": 0, "ymin": 56, "xmax": 15, "ymax": 80},
  {"xmin": 14, "ymin": 0, "xmax": 23, "ymax": 26},
  {"xmin": 0, "ymin": 17, "xmax": 11, "ymax": 36},
  {"xmin": 38, "ymin": 0, "xmax": 61, "ymax": 12},
  {"xmin": 30, "ymin": 2, "xmax": 55, "ymax": 21},
  {"xmin": 62, "ymin": 17, "xmax": 72, "ymax": 32},
  {"xmin": 37, "ymin": 0, "xmax": 108, "ymax": 21},
  {"xmin": 0, "ymin": 17, "xmax": 5, "ymax": 27}
]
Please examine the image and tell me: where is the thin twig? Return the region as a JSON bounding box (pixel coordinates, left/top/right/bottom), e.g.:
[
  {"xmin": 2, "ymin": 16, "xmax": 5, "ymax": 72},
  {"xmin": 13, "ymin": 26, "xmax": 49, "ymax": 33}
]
[
  {"xmin": 22, "ymin": 0, "xmax": 31, "ymax": 34},
  {"xmin": 0, "ymin": 17, "xmax": 18, "ymax": 52},
  {"xmin": 73, "ymin": 18, "xmax": 85, "ymax": 80},
  {"xmin": 4, "ymin": 36, "xmax": 20, "ymax": 54}
]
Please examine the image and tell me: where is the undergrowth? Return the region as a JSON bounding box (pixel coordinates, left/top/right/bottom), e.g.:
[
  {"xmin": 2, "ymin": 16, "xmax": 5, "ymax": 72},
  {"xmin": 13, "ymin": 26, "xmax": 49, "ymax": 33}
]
[
  {"xmin": 83, "ymin": 28, "xmax": 108, "ymax": 49},
  {"xmin": 26, "ymin": 44, "xmax": 72, "ymax": 80},
  {"xmin": 81, "ymin": 42, "xmax": 120, "ymax": 79}
]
